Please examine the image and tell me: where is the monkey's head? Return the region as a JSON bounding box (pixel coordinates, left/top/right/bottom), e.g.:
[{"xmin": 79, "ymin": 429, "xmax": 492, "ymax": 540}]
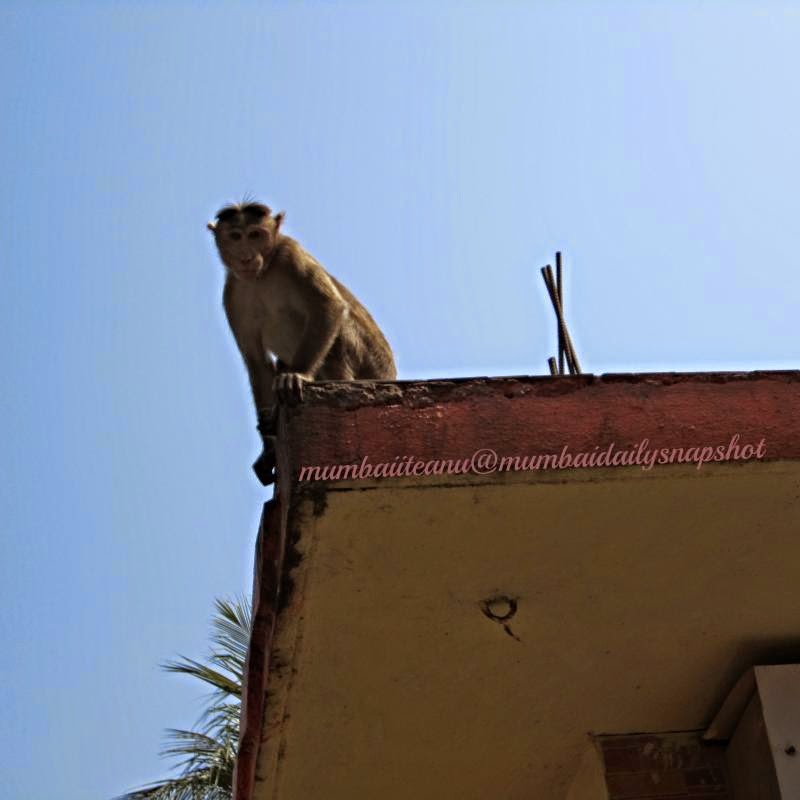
[{"xmin": 207, "ymin": 202, "xmax": 285, "ymax": 281}]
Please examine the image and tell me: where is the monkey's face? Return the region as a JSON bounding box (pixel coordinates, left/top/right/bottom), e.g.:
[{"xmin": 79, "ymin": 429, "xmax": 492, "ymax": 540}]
[
  {"xmin": 208, "ymin": 202, "xmax": 284, "ymax": 282},
  {"xmin": 214, "ymin": 220, "xmax": 272, "ymax": 281}
]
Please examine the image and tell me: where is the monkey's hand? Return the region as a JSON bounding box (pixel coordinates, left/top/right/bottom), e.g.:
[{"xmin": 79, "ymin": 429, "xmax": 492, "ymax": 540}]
[
  {"xmin": 253, "ymin": 409, "xmax": 278, "ymax": 486},
  {"xmin": 252, "ymin": 445, "xmax": 277, "ymax": 486},
  {"xmin": 274, "ymin": 372, "xmax": 312, "ymax": 405}
]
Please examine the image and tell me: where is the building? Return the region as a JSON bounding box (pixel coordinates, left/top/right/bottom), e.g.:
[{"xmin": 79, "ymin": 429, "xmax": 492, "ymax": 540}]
[{"xmin": 233, "ymin": 370, "xmax": 800, "ymax": 799}]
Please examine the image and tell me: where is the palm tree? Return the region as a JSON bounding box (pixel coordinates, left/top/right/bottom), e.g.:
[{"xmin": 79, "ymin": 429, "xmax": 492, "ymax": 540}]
[{"xmin": 115, "ymin": 596, "xmax": 251, "ymax": 800}]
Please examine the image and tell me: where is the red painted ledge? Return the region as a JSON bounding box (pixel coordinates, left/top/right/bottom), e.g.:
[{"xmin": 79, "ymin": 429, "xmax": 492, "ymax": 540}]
[
  {"xmin": 233, "ymin": 500, "xmax": 285, "ymax": 800},
  {"xmin": 280, "ymin": 370, "xmax": 800, "ymax": 480}
]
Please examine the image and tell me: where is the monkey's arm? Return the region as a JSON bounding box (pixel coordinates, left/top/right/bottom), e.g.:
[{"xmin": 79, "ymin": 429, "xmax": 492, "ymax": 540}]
[
  {"xmin": 241, "ymin": 352, "xmax": 279, "ymax": 485},
  {"xmin": 243, "ymin": 353, "xmax": 278, "ymax": 413},
  {"xmin": 223, "ymin": 279, "xmax": 278, "ymax": 414},
  {"xmin": 224, "ymin": 281, "xmax": 280, "ymax": 485},
  {"xmin": 237, "ymin": 351, "xmax": 280, "ymax": 485},
  {"xmin": 275, "ymin": 247, "xmax": 349, "ymax": 401},
  {"xmin": 292, "ymin": 298, "xmax": 348, "ymax": 375},
  {"xmin": 226, "ymin": 348, "xmax": 278, "ymax": 485}
]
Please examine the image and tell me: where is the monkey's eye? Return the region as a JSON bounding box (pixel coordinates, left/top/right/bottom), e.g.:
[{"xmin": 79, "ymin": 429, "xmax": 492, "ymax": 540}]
[
  {"xmin": 247, "ymin": 230, "xmax": 262, "ymax": 241},
  {"xmin": 230, "ymin": 231, "xmax": 242, "ymax": 241}
]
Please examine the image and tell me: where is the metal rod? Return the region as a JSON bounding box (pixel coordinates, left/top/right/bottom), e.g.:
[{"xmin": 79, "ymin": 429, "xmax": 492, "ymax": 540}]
[
  {"xmin": 547, "ymin": 356, "xmax": 558, "ymax": 375},
  {"xmin": 556, "ymin": 251, "xmax": 564, "ymax": 375},
  {"xmin": 549, "ymin": 269, "xmax": 579, "ymax": 374},
  {"xmin": 541, "ymin": 265, "xmax": 581, "ymax": 374}
]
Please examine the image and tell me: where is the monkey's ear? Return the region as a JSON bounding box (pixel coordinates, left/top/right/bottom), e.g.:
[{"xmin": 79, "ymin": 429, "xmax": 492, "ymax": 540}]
[
  {"xmin": 207, "ymin": 221, "xmax": 217, "ymax": 233},
  {"xmin": 274, "ymin": 211, "xmax": 286, "ymax": 230}
]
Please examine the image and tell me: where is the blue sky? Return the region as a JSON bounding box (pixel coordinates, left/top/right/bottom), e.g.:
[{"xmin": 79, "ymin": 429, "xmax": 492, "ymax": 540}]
[{"xmin": 1, "ymin": 2, "xmax": 798, "ymax": 798}]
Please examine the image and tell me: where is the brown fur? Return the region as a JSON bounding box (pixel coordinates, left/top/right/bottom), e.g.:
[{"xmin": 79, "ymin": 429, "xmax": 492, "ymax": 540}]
[{"xmin": 208, "ymin": 201, "xmax": 396, "ymax": 482}]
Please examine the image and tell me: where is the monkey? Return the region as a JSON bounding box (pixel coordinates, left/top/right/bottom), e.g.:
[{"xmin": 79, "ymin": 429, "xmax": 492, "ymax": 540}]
[{"xmin": 207, "ymin": 201, "xmax": 397, "ymax": 485}]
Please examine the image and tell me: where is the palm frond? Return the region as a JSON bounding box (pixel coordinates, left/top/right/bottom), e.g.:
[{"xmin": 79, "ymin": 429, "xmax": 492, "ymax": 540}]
[
  {"xmin": 114, "ymin": 773, "xmax": 231, "ymax": 800},
  {"xmin": 114, "ymin": 595, "xmax": 252, "ymax": 800},
  {"xmin": 209, "ymin": 597, "xmax": 251, "ymax": 665},
  {"xmin": 160, "ymin": 657, "xmax": 241, "ymax": 698}
]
